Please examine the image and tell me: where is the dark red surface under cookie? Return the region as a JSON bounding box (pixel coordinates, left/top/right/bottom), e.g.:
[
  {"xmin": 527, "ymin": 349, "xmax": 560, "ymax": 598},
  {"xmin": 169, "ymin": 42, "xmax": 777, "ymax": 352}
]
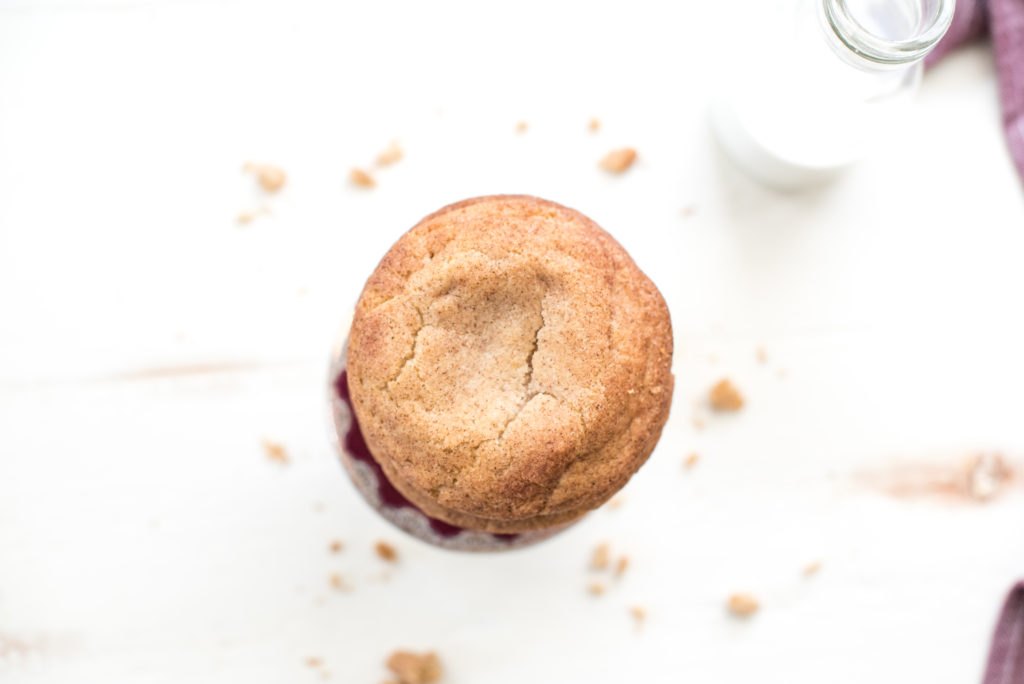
[{"xmin": 334, "ymin": 370, "xmax": 518, "ymax": 542}]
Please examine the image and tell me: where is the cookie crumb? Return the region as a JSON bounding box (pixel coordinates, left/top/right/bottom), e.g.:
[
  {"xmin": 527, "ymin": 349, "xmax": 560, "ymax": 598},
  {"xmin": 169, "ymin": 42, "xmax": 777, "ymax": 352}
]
[
  {"xmin": 728, "ymin": 593, "xmax": 760, "ymax": 617},
  {"xmin": 328, "ymin": 573, "xmax": 351, "ymax": 592},
  {"xmin": 684, "ymin": 452, "xmax": 700, "ymax": 468},
  {"xmin": 236, "ymin": 204, "xmax": 272, "ymax": 226},
  {"xmin": 376, "ymin": 140, "xmax": 403, "ymax": 167},
  {"xmin": 386, "ymin": 651, "xmax": 442, "ymax": 684},
  {"xmin": 591, "ymin": 543, "xmax": 610, "ymax": 571},
  {"xmin": 588, "ymin": 118, "xmax": 601, "ymax": 132},
  {"xmin": 375, "ymin": 540, "xmax": 398, "ymax": 563},
  {"xmin": 599, "ymin": 147, "xmax": 637, "ymax": 174},
  {"xmin": 244, "ymin": 162, "xmax": 287, "ymax": 192},
  {"xmin": 515, "ymin": 121, "xmax": 528, "ymax": 134},
  {"xmin": 306, "ymin": 657, "xmax": 323, "ymax": 668},
  {"xmin": 803, "ymin": 561, "xmax": 822, "ymax": 576},
  {"xmin": 966, "ymin": 453, "xmax": 1010, "ymax": 501},
  {"xmin": 629, "ymin": 605, "xmax": 646, "ymax": 628},
  {"xmin": 588, "ymin": 582, "xmax": 606, "ymax": 596},
  {"xmin": 328, "ymin": 540, "xmax": 343, "ymax": 553},
  {"xmin": 709, "ymin": 379, "xmax": 744, "ymax": 412},
  {"xmin": 756, "ymin": 347, "xmax": 768, "ymax": 364},
  {"xmin": 607, "ymin": 495, "xmax": 625, "ymax": 510},
  {"xmin": 614, "ymin": 556, "xmax": 629, "ymax": 579},
  {"xmin": 350, "ymin": 168, "xmax": 376, "ymax": 188},
  {"xmin": 262, "ymin": 439, "xmax": 289, "ymax": 465}
]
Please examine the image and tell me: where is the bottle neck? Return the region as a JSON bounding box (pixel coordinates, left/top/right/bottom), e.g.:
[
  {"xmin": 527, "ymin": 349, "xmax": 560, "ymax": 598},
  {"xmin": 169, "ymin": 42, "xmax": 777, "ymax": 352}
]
[{"xmin": 821, "ymin": 0, "xmax": 954, "ymax": 67}]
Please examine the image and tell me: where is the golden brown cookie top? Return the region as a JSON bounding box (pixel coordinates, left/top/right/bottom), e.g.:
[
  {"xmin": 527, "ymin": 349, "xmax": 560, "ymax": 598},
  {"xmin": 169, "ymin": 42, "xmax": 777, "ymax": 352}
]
[{"xmin": 347, "ymin": 195, "xmax": 673, "ymax": 532}]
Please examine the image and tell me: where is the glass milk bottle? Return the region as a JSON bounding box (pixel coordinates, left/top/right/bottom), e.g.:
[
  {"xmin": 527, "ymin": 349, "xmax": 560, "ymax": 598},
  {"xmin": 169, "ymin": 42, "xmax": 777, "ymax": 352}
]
[{"xmin": 711, "ymin": 0, "xmax": 955, "ymax": 190}]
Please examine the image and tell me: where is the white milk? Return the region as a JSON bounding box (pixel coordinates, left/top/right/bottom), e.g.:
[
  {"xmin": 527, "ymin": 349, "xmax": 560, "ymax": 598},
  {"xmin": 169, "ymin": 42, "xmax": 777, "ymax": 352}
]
[{"xmin": 711, "ymin": 0, "xmax": 949, "ymax": 190}]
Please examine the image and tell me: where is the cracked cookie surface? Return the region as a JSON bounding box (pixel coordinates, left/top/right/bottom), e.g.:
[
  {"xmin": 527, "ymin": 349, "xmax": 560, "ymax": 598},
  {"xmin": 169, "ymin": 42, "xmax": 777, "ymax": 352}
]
[{"xmin": 347, "ymin": 195, "xmax": 673, "ymax": 533}]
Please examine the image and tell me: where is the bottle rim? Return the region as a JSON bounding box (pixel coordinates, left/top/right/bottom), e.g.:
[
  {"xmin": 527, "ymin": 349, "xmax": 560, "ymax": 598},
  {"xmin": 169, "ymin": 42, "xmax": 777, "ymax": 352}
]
[{"xmin": 823, "ymin": 0, "xmax": 955, "ymax": 65}]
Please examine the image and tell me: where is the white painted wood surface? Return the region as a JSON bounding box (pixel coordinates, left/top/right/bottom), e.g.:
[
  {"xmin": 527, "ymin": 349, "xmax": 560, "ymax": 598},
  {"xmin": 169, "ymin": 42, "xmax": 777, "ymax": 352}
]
[{"xmin": 1, "ymin": 1, "xmax": 1023, "ymax": 682}]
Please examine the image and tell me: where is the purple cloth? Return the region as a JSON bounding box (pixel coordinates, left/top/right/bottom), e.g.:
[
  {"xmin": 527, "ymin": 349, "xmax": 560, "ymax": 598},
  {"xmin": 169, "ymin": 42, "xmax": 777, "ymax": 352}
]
[
  {"xmin": 982, "ymin": 581, "xmax": 1024, "ymax": 684},
  {"xmin": 927, "ymin": 0, "xmax": 1024, "ymax": 182}
]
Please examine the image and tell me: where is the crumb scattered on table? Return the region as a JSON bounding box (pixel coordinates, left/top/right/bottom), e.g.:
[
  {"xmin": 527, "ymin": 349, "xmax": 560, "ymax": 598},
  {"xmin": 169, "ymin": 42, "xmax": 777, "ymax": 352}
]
[
  {"xmin": 756, "ymin": 347, "xmax": 768, "ymax": 364},
  {"xmin": 591, "ymin": 543, "xmax": 610, "ymax": 571},
  {"xmin": 262, "ymin": 439, "xmax": 289, "ymax": 465},
  {"xmin": 728, "ymin": 593, "xmax": 760, "ymax": 617},
  {"xmin": 328, "ymin": 540, "xmax": 343, "ymax": 553},
  {"xmin": 375, "ymin": 540, "xmax": 398, "ymax": 563},
  {"xmin": 629, "ymin": 605, "xmax": 646, "ymax": 628},
  {"xmin": 386, "ymin": 651, "xmax": 442, "ymax": 684},
  {"xmin": 244, "ymin": 162, "xmax": 287, "ymax": 192},
  {"xmin": 684, "ymin": 452, "xmax": 700, "ymax": 468},
  {"xmin": 376, "ymin": 140, "xmax": 403, "ymax": 167},
  {"xmin": 588, "ymin": 581, "xmax": 606, "ymax": 596},
  {"xmin": 607, "ymin": 495, "xmax": 625, "ymax": 510},
  {"xmin": 861, "ymin": 454, "xmax": 1015, "ymax": 504},
  {"xmin": 350, "ymin": 168, "xmax": 376, "ymax": 188},
  {"xmin": 236, "ymin": 204, "xmax": 271, "ymax": 227},
  {"xmin": 803, "ymin": 560, "xmax": 822, "ymax": 576},
  {"xmin": 966, "ymin": 453, "xmax": 1011, "ymax": 501},
  {"xmin": 328, "ymin": 573, "xmax": 351, "ymax": 592},
  {"xmin": 588, "ymin": 117, "xmax": 601, "ymax": 132},
  {"xmin": 614, "ymin": 556, "xmax": 629, "ymax": 579},
  {"xmin": 305, "ymin": 657, "xmax": 323, "ymax": 668},
  {"xmin": 599, "ymin": 147, "xmax": 637, "ymax": 174},
  {"xmin": 709, "ymin": 379, "xmax": 744, "ymax": 412},
  {"xmin": 515, "ymin": 121, "xmax": 528, "ymax": 133}
]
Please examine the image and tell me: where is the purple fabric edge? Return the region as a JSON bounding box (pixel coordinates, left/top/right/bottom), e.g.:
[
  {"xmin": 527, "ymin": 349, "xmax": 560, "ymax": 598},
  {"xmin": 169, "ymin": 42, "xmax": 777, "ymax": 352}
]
[
  {"xmin": 926, "ymin": 0, "xmax": 990, "ymax": 65},
  {"xmin": 982, "ymin": 580, "xmax": 1024, "ymax": 684},
  {"xmin": 926, "ymin": 0, "xmax": 1024, "ymax": 183},
  {"xmin": 988, "ymin": 0, "xmax": 1024, "ymax": 181}
]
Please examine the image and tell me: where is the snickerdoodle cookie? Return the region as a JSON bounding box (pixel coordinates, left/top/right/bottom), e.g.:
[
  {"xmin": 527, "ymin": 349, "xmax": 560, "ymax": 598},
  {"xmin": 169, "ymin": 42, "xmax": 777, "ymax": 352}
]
[{"xmin": 346, "ymin": 195, "xmax": 673, "ymax": 534}]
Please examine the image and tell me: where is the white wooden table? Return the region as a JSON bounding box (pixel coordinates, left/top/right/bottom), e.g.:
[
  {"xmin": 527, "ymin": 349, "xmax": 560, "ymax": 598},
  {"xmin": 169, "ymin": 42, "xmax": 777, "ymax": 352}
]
[{"xmin": 2, "ymin": 1, "xmax": 1022, "ymax": 682}]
